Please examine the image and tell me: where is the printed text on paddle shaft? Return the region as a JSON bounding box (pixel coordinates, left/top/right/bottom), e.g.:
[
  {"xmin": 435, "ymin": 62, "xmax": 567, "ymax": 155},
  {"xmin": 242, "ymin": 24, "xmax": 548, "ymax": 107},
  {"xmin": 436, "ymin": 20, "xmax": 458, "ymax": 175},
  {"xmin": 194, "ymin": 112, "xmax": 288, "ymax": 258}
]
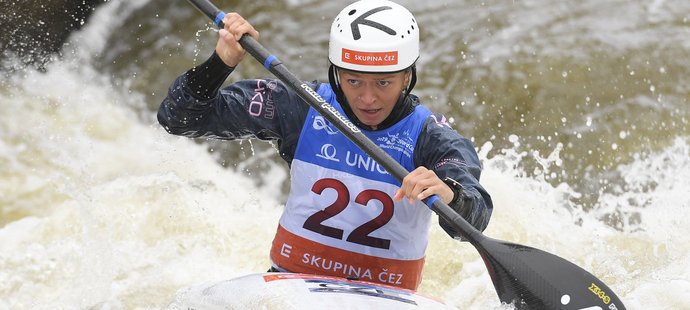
[{"xmin": 300, "ymin": 84, "xmax": 360, "ymax": 133}]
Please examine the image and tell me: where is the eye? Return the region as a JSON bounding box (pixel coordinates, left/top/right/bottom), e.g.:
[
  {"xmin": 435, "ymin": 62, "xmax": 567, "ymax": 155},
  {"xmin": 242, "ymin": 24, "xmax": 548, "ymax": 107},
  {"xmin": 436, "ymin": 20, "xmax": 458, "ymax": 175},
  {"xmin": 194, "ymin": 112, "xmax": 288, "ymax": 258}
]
[
  {"xmin": 376, "ymin": 80, "xmax": 391, "ymax": 87},
  {"xmin": 347, "ymin": 79, "xmax": 360, "ymax": 86}
]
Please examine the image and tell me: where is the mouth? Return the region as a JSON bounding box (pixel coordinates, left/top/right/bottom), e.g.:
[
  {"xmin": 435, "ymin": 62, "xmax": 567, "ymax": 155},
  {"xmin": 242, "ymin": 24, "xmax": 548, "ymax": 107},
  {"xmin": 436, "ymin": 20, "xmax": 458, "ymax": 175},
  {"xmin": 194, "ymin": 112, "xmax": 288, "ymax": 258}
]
[{"xmin": 359, "ymin": 108, "xmax": 382, "ymax": 116}]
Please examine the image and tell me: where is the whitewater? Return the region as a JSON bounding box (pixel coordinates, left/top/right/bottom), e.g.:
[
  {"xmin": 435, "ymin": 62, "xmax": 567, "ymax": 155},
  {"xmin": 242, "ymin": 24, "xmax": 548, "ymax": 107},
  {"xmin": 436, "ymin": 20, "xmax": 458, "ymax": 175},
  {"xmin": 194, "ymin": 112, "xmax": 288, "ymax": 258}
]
[{"xmin": 1, "ymin": 0, "xmax": 689, "ymax": 309}]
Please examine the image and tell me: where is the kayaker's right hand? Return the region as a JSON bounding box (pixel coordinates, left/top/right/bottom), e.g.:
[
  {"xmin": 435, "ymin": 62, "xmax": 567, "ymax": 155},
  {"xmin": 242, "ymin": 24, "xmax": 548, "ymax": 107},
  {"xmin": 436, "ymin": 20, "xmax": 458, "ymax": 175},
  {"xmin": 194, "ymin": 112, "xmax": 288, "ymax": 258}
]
[{"xmin": 216, "ymin": 12, "xmax": 260, "ymax": 68}]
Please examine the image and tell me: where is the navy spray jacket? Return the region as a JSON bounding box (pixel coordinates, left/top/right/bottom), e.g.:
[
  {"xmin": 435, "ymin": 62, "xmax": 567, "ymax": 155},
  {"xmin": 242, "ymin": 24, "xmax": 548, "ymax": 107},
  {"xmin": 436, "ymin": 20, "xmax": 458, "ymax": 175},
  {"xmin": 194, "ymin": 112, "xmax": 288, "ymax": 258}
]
[{"xmin": 158, "ymin": 52, "xmax": 493, "ymax": 237}]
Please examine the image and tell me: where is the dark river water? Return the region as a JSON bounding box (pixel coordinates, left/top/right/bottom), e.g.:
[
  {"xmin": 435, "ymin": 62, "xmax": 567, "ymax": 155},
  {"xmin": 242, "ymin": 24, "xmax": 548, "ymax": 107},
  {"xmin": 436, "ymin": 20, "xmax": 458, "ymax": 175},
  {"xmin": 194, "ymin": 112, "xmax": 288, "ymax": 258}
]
[{"xmin": 1, "ymin": 0, "xmax": 688, "ymax": 308}]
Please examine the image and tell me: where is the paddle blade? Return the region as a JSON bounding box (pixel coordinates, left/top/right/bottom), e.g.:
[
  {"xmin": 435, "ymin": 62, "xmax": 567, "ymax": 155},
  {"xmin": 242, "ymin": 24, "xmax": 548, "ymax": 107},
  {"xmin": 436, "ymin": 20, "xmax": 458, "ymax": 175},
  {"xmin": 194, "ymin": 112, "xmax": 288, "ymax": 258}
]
[{"xmin": 477, "ymin": 238, "xmax": 626, "ymax": 310}]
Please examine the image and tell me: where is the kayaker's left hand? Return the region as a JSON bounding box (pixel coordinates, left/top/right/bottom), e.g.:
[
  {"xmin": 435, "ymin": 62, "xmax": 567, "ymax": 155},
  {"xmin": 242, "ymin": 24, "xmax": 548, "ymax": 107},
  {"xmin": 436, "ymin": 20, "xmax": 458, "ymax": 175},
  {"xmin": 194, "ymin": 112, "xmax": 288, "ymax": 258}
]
[{"xmin": 394, "ymin": 167, "xmax": 454, "ymax": 204}]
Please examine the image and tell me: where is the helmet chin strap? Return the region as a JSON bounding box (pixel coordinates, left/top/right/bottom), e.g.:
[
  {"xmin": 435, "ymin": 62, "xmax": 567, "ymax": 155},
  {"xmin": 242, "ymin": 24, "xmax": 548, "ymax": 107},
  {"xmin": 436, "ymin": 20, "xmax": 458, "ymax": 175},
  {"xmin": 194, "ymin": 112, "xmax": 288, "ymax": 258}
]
[{"xmin": 404, "ymin": 65, "xmax": 417, "ymax": 99}]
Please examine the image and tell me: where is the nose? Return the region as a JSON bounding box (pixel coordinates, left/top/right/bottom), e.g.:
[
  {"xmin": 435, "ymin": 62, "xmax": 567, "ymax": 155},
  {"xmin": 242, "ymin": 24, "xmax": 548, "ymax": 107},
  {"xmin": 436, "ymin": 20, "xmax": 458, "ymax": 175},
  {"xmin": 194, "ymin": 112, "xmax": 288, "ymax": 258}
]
[{"xmin": 358, "ymin": 85, "xmax": 377, "ymax": 105}]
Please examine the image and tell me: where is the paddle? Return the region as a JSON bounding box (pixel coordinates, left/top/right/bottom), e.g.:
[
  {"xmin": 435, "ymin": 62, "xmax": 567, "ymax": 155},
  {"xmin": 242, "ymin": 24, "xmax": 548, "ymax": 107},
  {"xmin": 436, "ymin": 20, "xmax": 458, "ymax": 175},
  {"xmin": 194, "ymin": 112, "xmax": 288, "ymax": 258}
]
[{"xmin": 184, "ymin": 1, "xmax": 627, "ymax": 309}]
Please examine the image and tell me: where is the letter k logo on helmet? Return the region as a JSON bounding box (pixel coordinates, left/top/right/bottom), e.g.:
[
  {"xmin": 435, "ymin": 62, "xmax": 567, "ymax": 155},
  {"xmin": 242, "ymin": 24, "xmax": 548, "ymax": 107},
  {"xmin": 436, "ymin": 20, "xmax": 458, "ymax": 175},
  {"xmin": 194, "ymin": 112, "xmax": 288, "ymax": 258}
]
[{"xmin": 350, "ymin": 6, "xmax": 396, "ymax": 40}]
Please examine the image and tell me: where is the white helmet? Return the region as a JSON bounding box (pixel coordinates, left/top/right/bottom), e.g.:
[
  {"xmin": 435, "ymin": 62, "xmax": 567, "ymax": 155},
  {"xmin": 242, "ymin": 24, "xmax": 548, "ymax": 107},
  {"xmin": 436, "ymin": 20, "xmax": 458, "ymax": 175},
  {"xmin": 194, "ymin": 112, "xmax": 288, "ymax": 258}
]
[{"xmin": 328, "ymin": 0, "xmax": 419, "ymax": 73}]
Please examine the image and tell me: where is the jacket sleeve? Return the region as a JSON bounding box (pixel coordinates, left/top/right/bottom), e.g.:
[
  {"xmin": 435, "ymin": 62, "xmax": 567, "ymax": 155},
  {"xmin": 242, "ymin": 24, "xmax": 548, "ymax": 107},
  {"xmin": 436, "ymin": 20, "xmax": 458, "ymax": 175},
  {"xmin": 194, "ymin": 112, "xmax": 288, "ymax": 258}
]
[
  {"xmin": 157, "ymin": 53, "xmax": 311, "ymax": 163},
  {"xmin": 414, "ymin": 113, "xmax": 493, "ymax": 238}
]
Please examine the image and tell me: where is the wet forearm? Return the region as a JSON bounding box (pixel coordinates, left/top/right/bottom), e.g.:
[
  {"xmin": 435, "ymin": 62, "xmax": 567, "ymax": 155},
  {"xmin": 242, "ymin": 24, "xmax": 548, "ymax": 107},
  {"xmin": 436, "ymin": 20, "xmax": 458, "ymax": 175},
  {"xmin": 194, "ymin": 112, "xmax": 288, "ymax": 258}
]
[{"xmin": 186, "ymin": 52, "xmax": 234, "ymax": 100}]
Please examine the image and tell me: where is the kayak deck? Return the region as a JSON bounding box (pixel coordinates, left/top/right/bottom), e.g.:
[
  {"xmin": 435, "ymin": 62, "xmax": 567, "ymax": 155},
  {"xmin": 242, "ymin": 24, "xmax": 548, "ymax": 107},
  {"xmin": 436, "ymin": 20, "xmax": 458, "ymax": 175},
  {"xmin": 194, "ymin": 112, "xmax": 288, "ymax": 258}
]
[{"xmin": 167, "ymin": 272, "xmax": 453, "ymax": 309}]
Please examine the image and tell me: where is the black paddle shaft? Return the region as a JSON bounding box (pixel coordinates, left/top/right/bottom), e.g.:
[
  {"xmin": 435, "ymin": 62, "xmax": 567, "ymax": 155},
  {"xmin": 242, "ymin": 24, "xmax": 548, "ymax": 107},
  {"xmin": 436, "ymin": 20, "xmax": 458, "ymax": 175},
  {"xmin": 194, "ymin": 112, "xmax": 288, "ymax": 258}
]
[{"xmin": 183, "ymin": 1, "xmax": 627, "ymax": 309}]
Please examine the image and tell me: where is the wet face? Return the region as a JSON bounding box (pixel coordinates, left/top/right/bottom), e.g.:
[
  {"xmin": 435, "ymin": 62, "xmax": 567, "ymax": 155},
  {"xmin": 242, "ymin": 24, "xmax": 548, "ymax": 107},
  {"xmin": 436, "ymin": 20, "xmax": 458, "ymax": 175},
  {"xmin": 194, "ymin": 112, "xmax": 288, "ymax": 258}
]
[{"xmin": 339, "ymin": 69, "xmax": 410, "ymax": 130}]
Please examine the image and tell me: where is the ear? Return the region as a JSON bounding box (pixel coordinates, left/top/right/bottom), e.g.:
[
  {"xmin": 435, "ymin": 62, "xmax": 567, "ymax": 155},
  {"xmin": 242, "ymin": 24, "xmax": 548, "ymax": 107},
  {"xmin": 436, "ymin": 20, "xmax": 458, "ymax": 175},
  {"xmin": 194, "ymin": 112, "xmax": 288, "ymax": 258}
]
[{"xmin": 403, "ymin": 70, "xmax": 412, "ymax": 89}]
